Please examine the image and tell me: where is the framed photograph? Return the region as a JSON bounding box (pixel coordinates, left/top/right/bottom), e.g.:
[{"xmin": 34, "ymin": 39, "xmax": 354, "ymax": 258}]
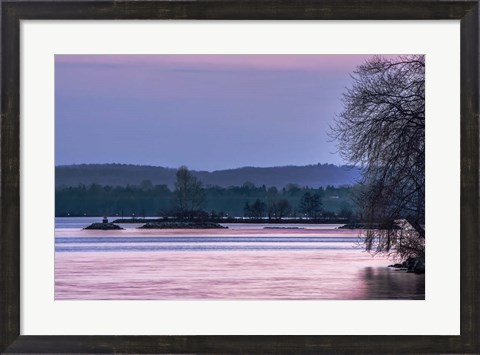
[{"xmin": 1, "ymin": 1, "xmax": 478, "ymax": 353}]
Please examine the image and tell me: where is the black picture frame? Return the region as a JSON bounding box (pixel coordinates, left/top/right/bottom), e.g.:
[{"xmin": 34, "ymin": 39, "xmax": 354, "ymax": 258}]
[{"xmin": 1, "ymin": 1, "xmax": 478, "ymax": 353}]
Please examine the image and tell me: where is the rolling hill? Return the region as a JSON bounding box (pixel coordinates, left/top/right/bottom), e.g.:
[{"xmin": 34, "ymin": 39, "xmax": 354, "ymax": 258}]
[{"xmin": 55, "ymin": 163, "xmax": 361, "ymax": 189}]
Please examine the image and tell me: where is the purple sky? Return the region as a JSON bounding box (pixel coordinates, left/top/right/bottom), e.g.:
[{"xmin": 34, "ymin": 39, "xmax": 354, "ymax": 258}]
[{"xmin": 55, "ymin": 54, "xmax": 392, "ymax": 171}]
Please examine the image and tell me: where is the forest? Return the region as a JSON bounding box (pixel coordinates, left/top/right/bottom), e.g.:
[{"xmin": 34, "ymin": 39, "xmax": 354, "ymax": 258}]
[{"xmin": 55, "ymin": 179, "xmax": 357, "ymax": 220}]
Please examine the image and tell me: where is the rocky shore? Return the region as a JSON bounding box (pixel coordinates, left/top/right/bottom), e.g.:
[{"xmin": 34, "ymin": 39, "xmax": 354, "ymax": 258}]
[
  {"xmin": 138, "ymin": 221, "xmax": 227, "ymax": 229},
  {"xmin": 84, "ymin": 222, "xmax": 124, "ymax": 230},
  {"xmin": 339, "ymin": 223, "xmax": 400, "ymax": 230},
  {"xmin": 388, "ymin": 257, "xmax": 425, "ymax": 274}
]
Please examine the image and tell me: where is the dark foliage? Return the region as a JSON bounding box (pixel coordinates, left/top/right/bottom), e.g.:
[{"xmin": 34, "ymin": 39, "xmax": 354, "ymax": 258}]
[
  {"xmin": 173, "ymin": 166, "xmax": 206, "ymax": 219},
  {"xmin": 299, "ymin": 192, "xmax": 323, "ymax": 220},
  {"xmin": 56, "ymin": 182, "xmax": 356, "ymax": 219}
]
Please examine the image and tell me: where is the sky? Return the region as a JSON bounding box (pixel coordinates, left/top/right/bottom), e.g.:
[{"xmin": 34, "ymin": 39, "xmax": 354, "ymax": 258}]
[{"xmin": 55, "ymin": 54, "xmax": 391, "ymax": 171}]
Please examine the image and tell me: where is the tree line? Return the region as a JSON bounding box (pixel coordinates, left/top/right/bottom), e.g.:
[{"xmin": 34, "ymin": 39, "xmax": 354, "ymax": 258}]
[{"xmin": 56, "ymin": 166, "xmax": 357, "ymax": 221}]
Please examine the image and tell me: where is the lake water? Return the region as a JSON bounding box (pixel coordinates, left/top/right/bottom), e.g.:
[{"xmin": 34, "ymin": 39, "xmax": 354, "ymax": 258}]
[{"xmin": 55, "ymin": 218, "xmax": 425, "ymax": 300}]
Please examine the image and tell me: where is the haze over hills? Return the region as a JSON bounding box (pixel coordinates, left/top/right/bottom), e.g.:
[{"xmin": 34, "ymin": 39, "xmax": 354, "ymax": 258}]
[{"xmin": 56, "ymin": 163, "xmax": 361, "ymax": 189}]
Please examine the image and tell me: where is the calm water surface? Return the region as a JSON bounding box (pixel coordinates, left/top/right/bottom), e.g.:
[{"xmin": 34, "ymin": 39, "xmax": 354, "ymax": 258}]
[{"xmin": 55, "ymin": 218, "xmax": 425, "ymax": 300}]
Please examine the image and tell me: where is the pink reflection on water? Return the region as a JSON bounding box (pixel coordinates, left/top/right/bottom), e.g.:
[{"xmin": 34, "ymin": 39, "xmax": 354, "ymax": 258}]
[
  {"xmin": 55, "ymin": 226, "xmax": 362, "ymax": 237},
  {"xmin": 55, "ymin": 250, "xmax": 370, "ymax": 300},
  {"xmin": 55, "ymin": 227, "xmax": 424, "ymax": 300}
]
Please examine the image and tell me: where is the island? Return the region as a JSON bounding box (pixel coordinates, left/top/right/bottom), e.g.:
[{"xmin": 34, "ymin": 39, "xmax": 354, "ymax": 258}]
[
  {"xmin": 138, "ymin": 221, "xmax": 227, "ymax": 229},
  {"xmin": 84, "ymin": 222, "xmax": 124, "ymax": 230}
]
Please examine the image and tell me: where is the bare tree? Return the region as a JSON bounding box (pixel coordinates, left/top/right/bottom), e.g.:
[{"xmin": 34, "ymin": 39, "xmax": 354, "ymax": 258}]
[
  {"xmin": 174, "ymin": 166, "xmax": 205, "ymax": 218},
  {"xmin": 330, "ymin": 55, "xmax": 425, "ymax": 259}
]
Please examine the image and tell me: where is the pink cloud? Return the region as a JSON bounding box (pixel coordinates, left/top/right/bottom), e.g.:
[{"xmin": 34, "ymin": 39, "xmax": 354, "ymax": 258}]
[{"xmin": 55, "ymin": 54, "xmax": 406, "ymax": 73}]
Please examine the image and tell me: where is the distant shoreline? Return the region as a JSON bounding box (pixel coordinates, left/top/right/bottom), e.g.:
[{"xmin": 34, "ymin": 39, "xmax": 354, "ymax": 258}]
[{"xmin": 109, "ymin": 217, "xmax": 350, "ymax": 225}]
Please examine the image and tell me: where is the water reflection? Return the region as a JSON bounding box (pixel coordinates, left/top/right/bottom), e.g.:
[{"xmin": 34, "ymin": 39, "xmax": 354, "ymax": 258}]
[
  {"xmin": 356, "ymin": 267, "xmax": 425, "ymax": 300},
  {"xmin": 55, "ymin": 250, "xmax": 425, "ymax": 300},
  {"xmin": 55, "ymin": 218, "xmax": 425, "ymax": 300}
]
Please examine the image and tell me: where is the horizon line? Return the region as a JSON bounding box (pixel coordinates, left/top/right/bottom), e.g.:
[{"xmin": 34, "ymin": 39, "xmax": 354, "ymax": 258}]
[{"xmin": 55, "ymin": 161, "xmax": 358, "ymax": 172}]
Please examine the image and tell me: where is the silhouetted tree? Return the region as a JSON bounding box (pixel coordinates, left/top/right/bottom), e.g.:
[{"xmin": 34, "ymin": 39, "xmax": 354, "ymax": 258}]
[
  {"xmin": 243, "ymin": 202, "xmax": 251, "ymax": 217},
  {"xmin": 245, "ymin": 199, "xmax": 266, "ymax": 219},
  {"xmin": 266, "ymin": 187, "xmax": 279, "ymax": 220},
  {"xmin": 331, "ymin": 55, "xmax": 425, "ymax": 259},
  {"xmin": 299, "ymin": 192, "xmax": 322, "ymax": 220},
  {"xmin": 140, "ymin": 179, "xmax": 153, "ymax": 191},
  {"xmin": 338, "ymin": 204, "xmax": 354, "ymax": 221},
  {"xmin": 275, "ymin": 199, "xmax": 292, "ymax": 219},
  {"xmin": 174, "ymin": 166, "xmax": 205, "ymax": 219}
]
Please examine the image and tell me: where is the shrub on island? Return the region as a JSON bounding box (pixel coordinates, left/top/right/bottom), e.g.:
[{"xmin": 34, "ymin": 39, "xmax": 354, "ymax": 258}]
[
  {"xmin": 84, "ymin": 223, "xmax": 124, "ymax": 230},
  {"xmin": 138, "ymin": 221, "xmax": 227, "ymax": 229}
]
